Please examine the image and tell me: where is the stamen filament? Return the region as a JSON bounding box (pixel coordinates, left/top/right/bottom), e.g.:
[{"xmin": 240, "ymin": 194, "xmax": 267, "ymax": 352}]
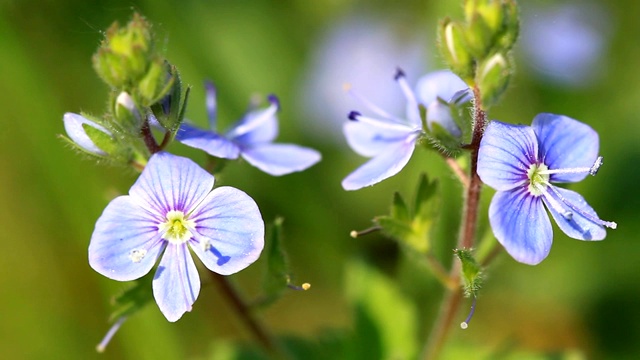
[
  {"xmin": 536, "ymin": 184, "xmax": 573, "ymax": 219},
  {"xmin": 539, "ymin": 156, "xmax": 604, "ymax": 177},
  {"xmin": 394, "ymin": 68, "xmax": 421, "ymax": 124},
  {"xmin": 460, "ymin": 297, "xmax": 477, "ymax": 330},
  {"xmin": 348, "ymin": 111, "xmax": 416, "ymax": 132},
  {"xmin": 343, "ymin": 83, "xmax": 404, "ymax": 122},
  {"xmin": 204, "ymin": 81, "xmax": 217, "ymax": 130},
  {"xmin": 546, "ymin": 185, "xmax": 617, "ymax": 229},
  {"xmin": 96, "ymin": 316, "xmax": 127, "ymax": 353}
]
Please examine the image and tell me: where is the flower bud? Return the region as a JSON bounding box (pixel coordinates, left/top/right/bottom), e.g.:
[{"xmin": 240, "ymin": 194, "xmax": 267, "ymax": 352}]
[
  {"xmin": 92, "ymin": 13, "xmax": 154, "ymax": 88},
  {"xmin": 115, "ymin": 92, "xmax": 142, "ymax": 131},
  {"xmin": 438, "ymin": 19, "xmax": 474, "ymax": 81},
  {"xmin": 62, "ymin": 113, "xmax": 116, "ymax": 156},
  {"xmin": 150, "ymin": 63, "xmax": 183, "ymax": 131},
  {"xmin": 477, "ymin": 53, "xmax": 511, "ymax": 108},
  {"xmin": 455, "ymin": 248, "xmax": 483, "ymax": 298}
]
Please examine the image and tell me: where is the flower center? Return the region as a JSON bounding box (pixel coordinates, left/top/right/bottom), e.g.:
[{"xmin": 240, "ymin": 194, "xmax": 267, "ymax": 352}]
[
  {"xmin": 158, "ymin": 210, "xmax": 195, "ymax": 244},
  {"xmin": 527, "ymin": 163, "xmax": 550, "ymax": 196}
]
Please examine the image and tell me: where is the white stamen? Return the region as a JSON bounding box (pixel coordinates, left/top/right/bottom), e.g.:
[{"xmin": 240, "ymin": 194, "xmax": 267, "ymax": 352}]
[
  {"xmin": 129, "ymin": 249, "xmax": 147, "ymax": 263},
  {"xmin": 349, "ymin": 112, "xmax": 416, "ymax": 132},
  {"xmin": 547, "ymin": 185, "xmax": 617, "ymax": 229},
  {"xmin": 535, "ymin": 184, "xmax": 574, "ymax": 219},
  {"xmin": 202, "ymin": 239, "xmax": 212, "ymax": 252},
  {"xmin": 539, "ymin": 156, "xmax": 604, "ymax": 177},
  {"xmin": 96, "ymin": 316, "xmax": 127, "ymax": 353},
  {"xmin": 344, "ymin": 83, "xmax": 404, "ymax": 122}
]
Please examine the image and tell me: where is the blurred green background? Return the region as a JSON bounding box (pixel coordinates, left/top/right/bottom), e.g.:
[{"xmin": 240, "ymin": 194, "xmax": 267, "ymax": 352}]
[{"xmin": 1, "ymin": 0, "xmax": 639, "ymax": 359}]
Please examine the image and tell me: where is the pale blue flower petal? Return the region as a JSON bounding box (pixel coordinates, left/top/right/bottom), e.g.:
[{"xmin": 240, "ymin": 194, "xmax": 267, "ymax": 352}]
[
  {"xmin": 415, "ymin": 70, "xmax": 469, "ymax": 104},
  {"xmin": 342, "ymin": 134, "xmax": 418, "ymax": 190},
  {"xmin": 63, "ymin": 112, "xmax": 112, "ymax": 156},
  {"xmin": 129, "ymin": 152, "xmax": 214, "ymax": 215},
  {"xmin": 228, "ymin": 97, "xmax": 279, "ymax": 145},
  {"xmin": 175, "ymin": 123, "xmax": 240, "ymax": 159},
  {"xmin": 89, "ymin": 196, "xmax": 166, "ymax": 281},
  {"xmin": 543, "ymin": 186, "xmax": 606, "ymax": 241},
  {"xmin": 240, "ymin": 143, "xmax": 321, "ymax": 176},
  {"xmin": 489, "ymin": 188, "xmax": 553, "ymax": 265},
  {"xmin": 426, "ymin": 101, "xmax": 462, "ymax": 138},
  {"xmin": 189, "ymin": 187, "xmax": 264, "ymax": 275},
  {"xmin": 532, "ymin": 113, "xmax": 599, "ymax": 183},
  {"xmin": 477, "ymin": 120, "xmax": 538, "ymax": 191},
  {"xmin": 343, "ymin": 120, "xmax": 416, "ymax": 157},
  {"xmin": 153, "ymin": 243, "xmax": 200, "ymax": 322}
]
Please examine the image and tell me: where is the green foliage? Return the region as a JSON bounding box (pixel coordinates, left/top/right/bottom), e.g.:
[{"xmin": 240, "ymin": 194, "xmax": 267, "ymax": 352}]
[
  {"xmin": 374, "ymin": 174, "xmax": 439, "ymax": 255},
  {"xmin": 109, "ymin": 273, "xmax": 154, "ymax": 322}
]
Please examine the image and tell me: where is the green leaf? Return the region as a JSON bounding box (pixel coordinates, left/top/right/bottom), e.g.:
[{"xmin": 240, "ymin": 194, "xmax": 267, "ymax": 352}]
[
  {"xmin": 345, "ymin": 260, "xmax": 418, "ymax": 360},
  {"xmin": 391, "ymin": 192, "xmax": 410, "ymax": 222},
  {"xmin": 375, "ymin": 216, "xmax": 413, "ymax": 243}
]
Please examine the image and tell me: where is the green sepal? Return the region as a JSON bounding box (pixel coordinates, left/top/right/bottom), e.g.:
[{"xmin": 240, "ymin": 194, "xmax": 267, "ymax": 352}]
[
  {"xmin": 455, "ymin": 248, "xmax": 483, "ymax": 298},
  {"xmin": 138, "ymin": 57, "xmax": 172, "ymax": 107},
  {"xmin": 438, "ymin": 18, "xmax": 474, "ymax": 82},
  {"xmin": 497, "ymin": 0, "xmax": 519, "ymax": 51},
  {"xmin": 150, "ymin": 63, "xmax": 183, "ymax": 132},
  {"xmin": 109, "ymin": 273, "xmax": 154, "ymax": 322},
  {"xmin": 255, "ymin": 217, "xmax": 300, "ymax": 308},
  {"xmin": 465, "ymin": 13, "xmax": 494, "ymax": 58},
  {"xmin": 477, "ymin": 53, "xmax": 511, "ymax": 108},
  {"xmin": 82, "ymin": 122, "xmax": 118, "ymax": 155},
  {"xmin": 374, "ymin": 175, "xmax": 439, "ymax": 255},
  {"xmin": 424, "ymin": 121, "xmax": 463, "ymax": 157}
]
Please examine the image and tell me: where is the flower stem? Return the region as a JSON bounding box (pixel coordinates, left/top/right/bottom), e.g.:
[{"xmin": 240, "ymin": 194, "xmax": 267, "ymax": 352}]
[
  {"xmin": 140, "ymin": 118, "xmax": 161, "ymax": 154},
  {"xmin": 421, "ymin": 86, "xmax": 486, "ymax": 359},
  {"xmin": 209, "ymin": 272, "xmax": 288, "ymax": 359}
]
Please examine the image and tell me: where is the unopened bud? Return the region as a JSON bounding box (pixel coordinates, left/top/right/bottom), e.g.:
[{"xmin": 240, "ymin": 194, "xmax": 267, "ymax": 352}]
[
  {"xmin": 477, "ymin": 53, "xmax": 510, "ymax": 108},
  {"xmin": 439, "ymin": 19, "xmax": 474, "ymax": 81},
  {"xmin": 115, "ymin": 92, "xmax": 141, "ymax": 130}
]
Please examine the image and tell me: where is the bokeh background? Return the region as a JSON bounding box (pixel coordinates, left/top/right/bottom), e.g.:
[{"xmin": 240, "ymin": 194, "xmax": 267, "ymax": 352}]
[{"xmin": 1, "ymin": 0, "xmax": 639, "ymax": 359}]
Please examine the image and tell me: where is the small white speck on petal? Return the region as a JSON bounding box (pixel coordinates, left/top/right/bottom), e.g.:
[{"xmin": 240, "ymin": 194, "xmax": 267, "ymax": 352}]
[{"xmin": 129, "ymin": 249, "xmax": 147, "ymax": 263}]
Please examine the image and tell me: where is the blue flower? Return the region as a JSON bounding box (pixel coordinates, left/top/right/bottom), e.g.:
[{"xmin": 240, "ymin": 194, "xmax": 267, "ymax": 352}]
[
  {"xmin": 63, "ymin": 113, "xmax": 113, "ymax": 156},
  {"xmin": 89, "ymin": 151, "xmax": 264, "ymax": 321},
  {"xmin": 342, "ymin": 69, "xmax": 469, "ymax": 190},
  {"xmin": 175, "ymin": 82, "xmax": 321, "ymax": 176},
  {"xmin": 477, "ymin": 114, "xmax": 616, "ymax": 265}
]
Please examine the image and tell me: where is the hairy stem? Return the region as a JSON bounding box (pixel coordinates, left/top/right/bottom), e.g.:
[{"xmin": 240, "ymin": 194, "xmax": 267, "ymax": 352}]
[
  {"xmin": 209, "ymin": 273, "xmax": 287, "ymax": 359},
  {"xmin": 421, "ymin": 86, "xmax": 486, "ymax": 359},
  {"xmin": 140, "ymin": 118, "xmax": 161, "ymax": 154}
]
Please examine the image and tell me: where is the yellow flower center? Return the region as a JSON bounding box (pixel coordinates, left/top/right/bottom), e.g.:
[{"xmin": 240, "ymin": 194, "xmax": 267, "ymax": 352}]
[
  {"xmin": 158, "ymin": 210, "xmax": 195, "ymax": 244},
  {"xmin": 527, "ymin": 163, "xmax": 550, "ymax": 196}
]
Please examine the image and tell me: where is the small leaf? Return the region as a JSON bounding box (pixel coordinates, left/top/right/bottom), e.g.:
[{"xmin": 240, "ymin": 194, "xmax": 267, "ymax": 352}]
[
  {"xmin": 375, "ymin": 216, "xmax": 413, "ymax": 243},
  {"xmin": 391, "ymin": 192, "xmax": 410, "ymax": 222},
  {"xmin": 257, "ymin": 217, "xmax": 295, "ymax": 308}
]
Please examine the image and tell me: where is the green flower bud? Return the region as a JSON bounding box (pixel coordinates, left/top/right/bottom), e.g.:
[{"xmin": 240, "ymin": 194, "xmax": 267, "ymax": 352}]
[
  {"xmin": 477, "ymin": 53, "xmax": 510, "ymax": 108},
  {"xmin": 497, "ymin": 0, "xmax": 519, "ymax": 51},
  {"xmin": 114, "ymin": 91, "xmax": 141, "ymax": 131},
  {"xmin": 438, "ymin": 19, "xmax": 474, "ymax": 82},
  {"xmin": 465, "ymin": 13, "xmax": 494, "ymax": 58},
  {"xmin": 92, "ymin": 13, "xmax": 154, "ymax": 88}
]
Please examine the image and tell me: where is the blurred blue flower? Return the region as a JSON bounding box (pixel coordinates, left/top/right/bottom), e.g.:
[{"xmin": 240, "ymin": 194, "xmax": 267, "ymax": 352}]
[
  {"xmin": 299, "ymin": 15, "xmax": 427, "ymax": 141},
  {"xmin": 478, "ymin": 114, "xmax": 616, "ymax": 265},
  {"xmin": 342, "ymin": 69, "xmax": 469, "ymax": 190},
  {"xmin": 175, "ymin": 82, "xmax": 321, "ymax": 176},
  {"xmin": 89, "ymin": 151, "xmax": 264, "ymax": 321},
  {"xmin": 520, "ymin": 2, "xmax": 612, "ymax": 87},
  {"xmin": 63, "ymin": 113, "xmax": 113, "ymax": 156}
]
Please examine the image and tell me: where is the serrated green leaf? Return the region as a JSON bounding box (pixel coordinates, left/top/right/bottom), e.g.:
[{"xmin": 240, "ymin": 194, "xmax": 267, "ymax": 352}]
[{"xmin": 414, "ymin": 174, "xmax": 438, "ymax": 218}]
